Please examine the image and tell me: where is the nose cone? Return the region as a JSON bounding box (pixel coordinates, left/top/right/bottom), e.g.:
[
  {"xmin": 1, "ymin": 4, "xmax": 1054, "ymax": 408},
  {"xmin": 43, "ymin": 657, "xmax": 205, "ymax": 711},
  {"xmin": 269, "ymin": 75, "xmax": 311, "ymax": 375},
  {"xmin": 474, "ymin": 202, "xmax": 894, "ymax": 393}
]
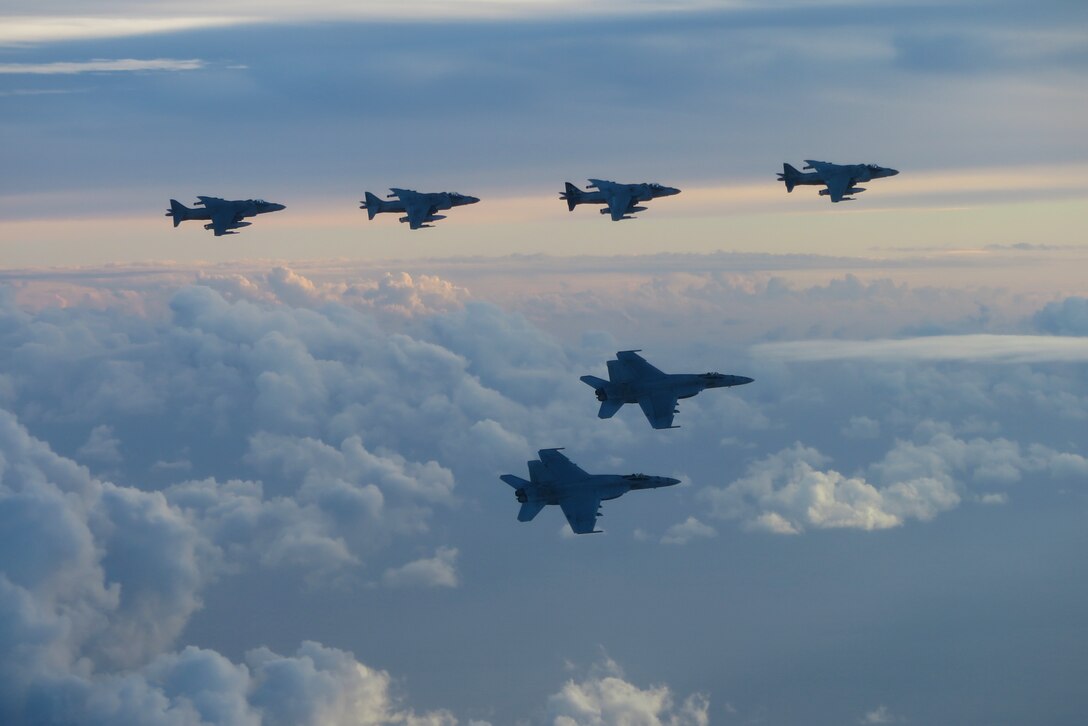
[
  {"xmin": 659, "ymin": 477, "xmax": 681, "ymax": 487},
  {"xmin": 881, "ymin": 167, "xmax": 899, "ymax": 178},
  {"xmin": 267, "ymin": 202, "xmax": 286, "ymax": 212},
  {"xmin": 459, "ymin": 195, "xmax": 481, "ymax": 206},
  {"xmin": 730, "ymin": 375, "xmax": 754, "ymax": 387},
  {"xmin": 660, "ymin": 186, "xmax": 681, "ymax": 197}
]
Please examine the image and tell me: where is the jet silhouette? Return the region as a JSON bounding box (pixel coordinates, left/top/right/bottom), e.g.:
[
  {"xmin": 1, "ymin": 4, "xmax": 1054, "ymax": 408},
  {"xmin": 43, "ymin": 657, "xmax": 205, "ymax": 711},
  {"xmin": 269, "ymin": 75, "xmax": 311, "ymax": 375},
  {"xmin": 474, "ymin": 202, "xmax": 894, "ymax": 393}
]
[
  {"xmin": 501, "ymin": 448, "xmax": 679, "ymax": 534},
  {"xmin": 561, "ymin": 179, "xmax": 680, "ymax": 221},
  {"xmin": 360, "ymin": 188, "xmax": 480, "ymax": 229},
  {"xmin": 581, "ymin": 350, "xmax": 753, "ymax": 429},
  {"xmin": 165, "ymin": 197, "xmax": 285, "ymax": 236},
  {"xmin": 778, "ymin": 160, "xmax": 898, "ymax": 203}
]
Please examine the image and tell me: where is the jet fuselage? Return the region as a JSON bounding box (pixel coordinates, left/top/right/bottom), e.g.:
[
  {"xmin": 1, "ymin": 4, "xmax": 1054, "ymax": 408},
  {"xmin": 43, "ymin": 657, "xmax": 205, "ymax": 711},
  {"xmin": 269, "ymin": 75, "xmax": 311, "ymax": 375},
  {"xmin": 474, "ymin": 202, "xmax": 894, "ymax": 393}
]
[
  {"xmin": 594, "ymin": 373, "xmax": 754, "ymax": 404},
  {"xmin": 514, "ymin": 473, "xmax": 678, "ymax": 507}
]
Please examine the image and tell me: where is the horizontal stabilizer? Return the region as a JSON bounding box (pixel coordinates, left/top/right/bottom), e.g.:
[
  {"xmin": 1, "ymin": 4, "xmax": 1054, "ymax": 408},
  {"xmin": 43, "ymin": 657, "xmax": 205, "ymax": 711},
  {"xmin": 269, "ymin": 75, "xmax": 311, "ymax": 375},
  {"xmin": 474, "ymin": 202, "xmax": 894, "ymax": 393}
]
[
  {"xmin": 500, "ymin": 474, "xmax": 530, "ymax": 489},
  {"xmin": 517, "ymin": 500, "xmax": 546, "ymax": 522},
  {"xmin": 579, "ymin": 375, "xmax": 608, "ymax": 389},
  {"xmin": 597, "ymin": 400, "xmax": 623, "ymax": 419}
]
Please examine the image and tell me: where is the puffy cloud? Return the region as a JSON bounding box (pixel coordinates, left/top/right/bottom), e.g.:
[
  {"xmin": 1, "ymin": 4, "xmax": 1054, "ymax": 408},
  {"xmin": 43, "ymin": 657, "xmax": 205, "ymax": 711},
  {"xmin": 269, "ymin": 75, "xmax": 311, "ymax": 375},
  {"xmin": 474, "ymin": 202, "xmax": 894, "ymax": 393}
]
[
  {"xmin": 1033, "ymin": 297, "xmax": 1088, "ymax": 335},
  {"xmin": 660, "ymin": 517, "xmax": 717, "ymax": 545},
  {"xmin": 547, "ymin": 658, "xmax": 709, "ymax": 726},
  {"xmin": 702, "ymin": 429, "xmax": 1085, "ymax": 534},
  {"xmin": 381, "ymin": 547, "xmax": 459, "ymax": 589},
  {"xmin": 859, "ymin": 705, "xmax": 899, "ymax": 724},
  {"xmin": 841, "ymin": 416, "xmax": 880, "ymax": 440},
  {"xmin": 77, "ymin": 424, "xmax": 122, "ymax": 464}
]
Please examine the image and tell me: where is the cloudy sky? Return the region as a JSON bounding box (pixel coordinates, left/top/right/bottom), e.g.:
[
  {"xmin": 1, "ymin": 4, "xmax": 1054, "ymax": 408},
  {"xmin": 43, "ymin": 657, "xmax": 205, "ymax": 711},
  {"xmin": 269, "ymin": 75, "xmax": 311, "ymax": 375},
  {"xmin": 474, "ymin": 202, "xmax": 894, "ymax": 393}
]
[{"xmin": 1, "ymin": 1, "xmax": 1086, "ymax": 725}]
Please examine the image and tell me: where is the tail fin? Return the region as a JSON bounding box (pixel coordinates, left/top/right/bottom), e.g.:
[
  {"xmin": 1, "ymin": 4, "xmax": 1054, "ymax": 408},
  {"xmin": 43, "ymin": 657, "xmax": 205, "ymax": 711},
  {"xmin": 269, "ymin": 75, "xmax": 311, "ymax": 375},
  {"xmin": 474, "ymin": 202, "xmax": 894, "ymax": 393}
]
[
  {"xmin": 777, "ymin": 163, "xmax": 801, "ymax": 193},
  {"xmin": 165, "ymin": 199, "xmax": 190, "ymax": 228},
  {"xmin": 361, "ymin": 191, "xmax": 384, "ymax": 220},
  {"xmin": 560, "ymin": 182, "xmax": 583, "ymax": 212}
]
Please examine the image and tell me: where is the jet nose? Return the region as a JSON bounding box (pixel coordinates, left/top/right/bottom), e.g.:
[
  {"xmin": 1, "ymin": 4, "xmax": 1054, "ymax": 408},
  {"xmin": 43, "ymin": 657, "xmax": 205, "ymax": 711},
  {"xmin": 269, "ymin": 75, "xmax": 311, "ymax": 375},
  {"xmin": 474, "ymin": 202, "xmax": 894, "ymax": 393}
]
[
  {"xmin": 663, "ymin": 186, "xmax": 681, "ymax": 196},
  {"xmin": 464, "ymin": 196, "xmax": 481, "ymax": 205},
  {"xmin": 885, "ymin": 168, "xmax": 899, "ymax": 177},
  {"xmin": 269, "ymin": 203, "xmax": 286, "ymax": 212},
  {"xmin": 732, "ymin": 375, "xmax": 754, "ymax": 386},
  {"xmin": 661, "ymin": 477, "xmax": 681, "ymax": 487}
]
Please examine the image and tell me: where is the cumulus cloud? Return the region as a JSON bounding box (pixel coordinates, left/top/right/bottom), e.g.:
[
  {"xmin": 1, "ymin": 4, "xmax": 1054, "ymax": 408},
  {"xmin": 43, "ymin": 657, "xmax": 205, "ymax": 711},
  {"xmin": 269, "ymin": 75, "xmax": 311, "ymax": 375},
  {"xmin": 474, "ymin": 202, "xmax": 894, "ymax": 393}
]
[
  {"xmin": 381, "ymin": 547, "xmax": 459, "ymax": 588},
  {"xmin": 660, "ymin": 517, "xmax": 717, "ymax": 545},
  {"xmin": 547, "ymin": 658, "xmax": 709, "ymax": 726},
  {"xmin": 1033, "ymin": 297, "xmax": 1088, "ymax": 335},
  {"xmin": 702, "ymin": 428, "xmax": 1086, "ymax": 534}
]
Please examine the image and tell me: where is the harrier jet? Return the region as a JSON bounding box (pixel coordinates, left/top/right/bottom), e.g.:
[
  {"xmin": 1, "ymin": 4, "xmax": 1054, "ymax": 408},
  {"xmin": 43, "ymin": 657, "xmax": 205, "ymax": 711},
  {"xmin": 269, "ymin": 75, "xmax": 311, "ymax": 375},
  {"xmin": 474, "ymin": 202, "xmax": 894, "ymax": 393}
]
[
  {"xmin": 165, "ymin": 197, "xmax": 285, "ymax": 236},
  {"xmin": 778, "ymin": 160, "xmax": 898, "ymax": 203},
  {"xmin": 561, "ymin": 179, "xmax": 680, "ymax": 221},
  {"xmin": 360, "ymin": 188, "xmax": 480, "ymax": 229},
  {"xmin": 580, "ymin": 350, "xmax": 753, "ymax": 429},
  {"xmin": 501, "ymin": 448, "xmax": 679, "ymax": 534}
]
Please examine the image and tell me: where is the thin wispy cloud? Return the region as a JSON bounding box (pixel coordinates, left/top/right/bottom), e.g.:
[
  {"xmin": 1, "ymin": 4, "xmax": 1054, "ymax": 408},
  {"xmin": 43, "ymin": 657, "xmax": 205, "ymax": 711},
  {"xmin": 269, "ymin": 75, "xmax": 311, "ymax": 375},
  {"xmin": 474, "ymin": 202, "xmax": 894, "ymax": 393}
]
[
  {"xmin": 754, "ymin": 334, "xmax": 1088, "ymax": 364},
  {"xmin": 0, "ymin": 58, "xmax": 205, "ymax": 74}
]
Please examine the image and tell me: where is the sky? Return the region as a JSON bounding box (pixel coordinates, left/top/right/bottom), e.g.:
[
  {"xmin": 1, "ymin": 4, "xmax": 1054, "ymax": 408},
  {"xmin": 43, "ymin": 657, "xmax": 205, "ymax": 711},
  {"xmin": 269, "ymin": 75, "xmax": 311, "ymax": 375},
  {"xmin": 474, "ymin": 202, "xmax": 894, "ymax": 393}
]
[{"xmin": 0, "ymin": 2, "xmax": 1087, "ymax": 725}]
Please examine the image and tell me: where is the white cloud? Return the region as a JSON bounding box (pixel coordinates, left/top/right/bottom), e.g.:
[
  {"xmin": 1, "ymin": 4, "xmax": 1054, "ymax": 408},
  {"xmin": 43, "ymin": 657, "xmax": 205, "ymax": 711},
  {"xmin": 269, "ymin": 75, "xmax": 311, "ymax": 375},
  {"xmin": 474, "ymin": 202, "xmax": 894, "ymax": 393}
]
[
  {"xmin": 841, "ymin": 416, "xmax": 881, "ymax": 440},
  {"xmin": 547, "ymin": 658, "xmax": 709, "ymax": 726},
  {"xmin": 0, "ymin": 58, "xmax": 204, "ymax": 74},
  {"xmin": 702, "ymin": 430, "xmax": 1085, "ymax": 534},
  {"xmin": 859, "ymin": 704, "xmax": 899, "ymax": 724},
  {"xmin": 77, "ymin": 424, "xmax": 122, "ymax": 463},
  {"xmin": 660, "ymin": 517, "xmax": 717, "ymax": 545},
  {"xmin": 753, "ymin": 335, "xmax": 1088, "ymax": 364},
  {"xmin": 1034, "ymin": 297, "xmax": 1088, "ymax": 336},
  {"xmin": 381, "ymin": 547, "xmax": 459, "ymax": 588}
]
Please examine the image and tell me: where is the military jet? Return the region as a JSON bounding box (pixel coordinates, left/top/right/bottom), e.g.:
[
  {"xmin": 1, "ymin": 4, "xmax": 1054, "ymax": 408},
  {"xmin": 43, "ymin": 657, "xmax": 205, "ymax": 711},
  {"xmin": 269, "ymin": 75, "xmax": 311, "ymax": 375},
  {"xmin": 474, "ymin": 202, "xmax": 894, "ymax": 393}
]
[
  {"xmin": 580, "ymin": 350, "xmax": 753, "ymax": 430},
  {"xmin": 561, "ymin": 179, "xmax": 680, "ymax": 221},
  {"xmin": 778, "ymin": 160, "xmax": 899, "ymax": 203},
  {"xmin": 165, "ymin": 197, "xmax": 285, "ymax": 236},
  {"xmin": 501, "ymin": 448, "xmax": 679, "ymax": 534},
  {"xmin": 360, "ymin": 188, "xmax": 480, "ymax": 229}
]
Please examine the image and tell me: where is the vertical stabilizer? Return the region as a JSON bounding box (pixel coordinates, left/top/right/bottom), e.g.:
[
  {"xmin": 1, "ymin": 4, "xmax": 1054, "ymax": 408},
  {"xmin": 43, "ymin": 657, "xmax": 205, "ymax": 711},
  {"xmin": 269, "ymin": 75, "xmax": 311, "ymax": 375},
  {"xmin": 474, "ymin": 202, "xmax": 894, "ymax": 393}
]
[
  {"xmin": 361, "ymin": 191, "xmax": 384, "ymax": 220},
  {"xmin": 165, "ymin": 199, "xmax": 190, "ymax": 228},
  {"xmin": 779, "ymin": 163, "xmax": 801, "ymax": 193}
]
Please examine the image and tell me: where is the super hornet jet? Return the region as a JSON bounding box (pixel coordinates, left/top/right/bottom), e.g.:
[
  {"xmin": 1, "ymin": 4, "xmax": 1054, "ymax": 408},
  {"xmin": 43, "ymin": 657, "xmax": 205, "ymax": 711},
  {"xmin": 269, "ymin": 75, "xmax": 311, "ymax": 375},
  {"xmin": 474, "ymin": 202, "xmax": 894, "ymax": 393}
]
[
  {"xmin": 561, "ymin": 179, "xmax": 680, "ymax": 221},
  {"xmin": 778, "ymin": 160, "xmax": 899, "ymax": 203},
  {"xmin": 501, "ymin": 448, "xmax": 680, "ymax": 534},
  {"xmin": 360, "ymin": 188, "xmax": 480, "ymax": 229},
  {"xmin": 580, "ymin": 350, "xmax": 753, "ymax": 429},
  {"xmin": 166, "ymin": 197, "xmax": 285, "ymax": 236}
]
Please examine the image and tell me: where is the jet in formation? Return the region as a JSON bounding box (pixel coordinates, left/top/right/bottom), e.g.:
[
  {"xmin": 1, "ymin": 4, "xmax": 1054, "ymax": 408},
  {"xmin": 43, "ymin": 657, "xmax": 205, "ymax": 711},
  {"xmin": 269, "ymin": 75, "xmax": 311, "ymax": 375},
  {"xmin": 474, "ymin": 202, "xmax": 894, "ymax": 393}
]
[
  {"xmin": 360, "ymin": 188, "xmax": 480, "ymax": 229},
  {"xmin": 561, "ymin": 179, "xmax": 680, "ymax": 221},
  {"xmin": 501, "ymin": 448, "xmax": 679, "ymax": 534},
  {"xmin": 778, "ymin": 160, "xmax": 899, "ymax": 203},
  {"xmin": 581, "ymin": 350, "xmax": 753, "ymax": 429},
  {"xmin": 165, "ymin": 197, "xmax": 285, "ymax": 236}
]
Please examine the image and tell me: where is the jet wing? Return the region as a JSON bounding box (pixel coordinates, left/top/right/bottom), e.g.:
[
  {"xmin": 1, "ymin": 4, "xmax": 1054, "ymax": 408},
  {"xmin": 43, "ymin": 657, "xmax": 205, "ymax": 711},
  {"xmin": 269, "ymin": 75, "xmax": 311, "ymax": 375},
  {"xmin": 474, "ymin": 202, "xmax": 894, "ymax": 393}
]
[
  {"xmin": 638, "ymin": 393, "xmax": 679, "ymax": 429},
  {"xmin": 402, "ymin": 198, "xmax": 437, "ymax": 229},
  {"xmin": 606, "ymin": 188, "xmax": 635, "ymax": 221},
  {"xmin": 558, "ymin": 494, "xmax": 602, "ymax": 534},
  {"xmin": 611, "ymin": 350, "xmax": 667, "ymax": 382},
  {"xmin": 538, "ymin": 448, "xmax": 589, "ymax": 481},
  {"xmin": 821, "ymin": 172, "xmax": 854, "ymax": 203},
  {"xmin": 203, "ymin": 200, "xmax": 244, "ymax": 236}
]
